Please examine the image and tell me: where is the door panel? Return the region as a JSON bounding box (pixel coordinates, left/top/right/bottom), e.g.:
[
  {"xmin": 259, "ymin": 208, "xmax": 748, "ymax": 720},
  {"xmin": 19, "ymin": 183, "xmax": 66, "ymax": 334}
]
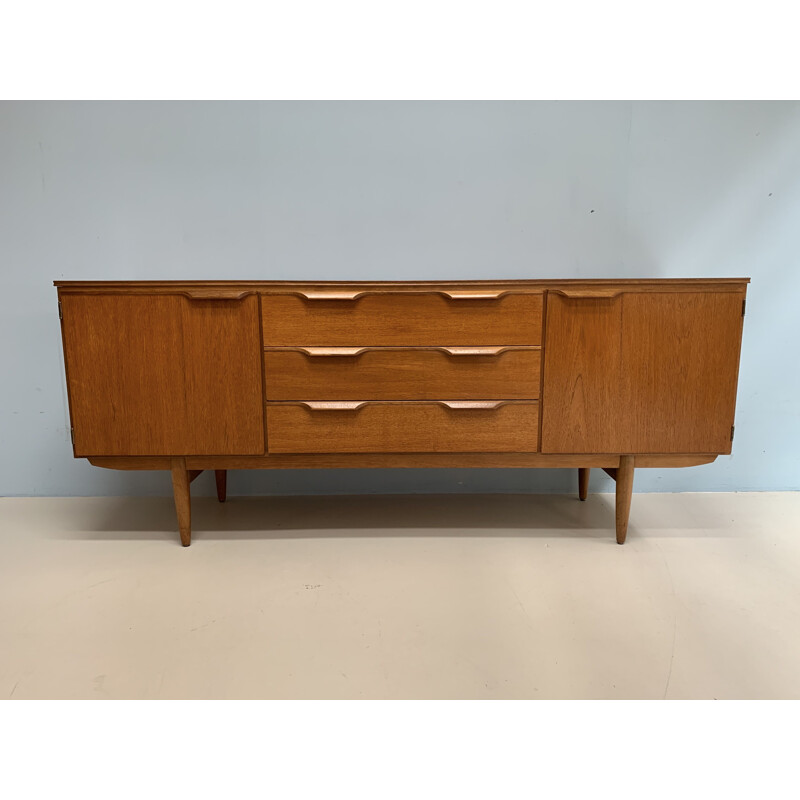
[
  {"xmin": 541, "ymin": 291, "xmax": 744, "ymax": 453},
  {"xmin": 61, "ymin": 294, "xmax": 264, "ymax": 455}
]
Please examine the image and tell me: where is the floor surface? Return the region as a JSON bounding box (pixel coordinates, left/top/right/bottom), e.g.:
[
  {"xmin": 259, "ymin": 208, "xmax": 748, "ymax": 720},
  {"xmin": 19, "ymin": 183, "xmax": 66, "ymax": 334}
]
[{"xmin": 1, "ymin": 492, "xmax": 798, "ymax": 699}]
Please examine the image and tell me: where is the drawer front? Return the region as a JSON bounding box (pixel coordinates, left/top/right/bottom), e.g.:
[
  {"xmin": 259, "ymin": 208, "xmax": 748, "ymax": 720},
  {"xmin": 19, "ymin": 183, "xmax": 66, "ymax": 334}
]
[
  {"xmin": 266, "ymin": 401, "xmax": 539, "ymax": 453},
  {"xmin": 264, "ymin": 347, "xmax": 541, "ymax": 400},
  {"xmin": 261, "ymin": 291, "xmax": 543, "ymax": 346}
]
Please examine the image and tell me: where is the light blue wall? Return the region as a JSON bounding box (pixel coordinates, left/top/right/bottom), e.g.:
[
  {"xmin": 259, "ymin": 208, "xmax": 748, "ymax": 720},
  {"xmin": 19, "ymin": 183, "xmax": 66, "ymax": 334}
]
[{"xmin": 1, "ymin": 101, "xmax": 798, "ymax": 497}]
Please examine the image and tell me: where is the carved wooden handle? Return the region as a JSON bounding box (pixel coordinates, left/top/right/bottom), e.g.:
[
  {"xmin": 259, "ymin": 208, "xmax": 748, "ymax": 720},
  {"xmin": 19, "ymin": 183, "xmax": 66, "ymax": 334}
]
[
  {"xmin": 295, "ymin": 291, "xmax": 365, "ymax": 301},
  {"xmin": 299, "ymin": 401, "xmax": 369, "ymax": 411},
  {"xmin": 550, "ymin": 289, "xmax": 621, "ymax": 299},
  {"xmin": 296, "ymin": 400, "xmax": 510, "ymax": 411},
  {"xmin": 439, "ymin": 346, "xmax": 510, "ymax": 356},
  {"xmin": 440, "ymin": 290, "xmax": 507, "ymax": 300},
  {"xmin": 437, "ymin": 401, "xmax": 508, "ymax": 409},
  {"xmin": 183, "ymin": 290, "xmax": 251, "ymax": 300},
  {"xmin": 297, "ymin": 347, "xmax": 369, "ymax": 357},
  {"xmin": 293, "ymin": 289, "xmax": 510, "ymax": 302},
  {"xmin": 293, "ymin": 346, "xmax": 517, "ymax": 357}
]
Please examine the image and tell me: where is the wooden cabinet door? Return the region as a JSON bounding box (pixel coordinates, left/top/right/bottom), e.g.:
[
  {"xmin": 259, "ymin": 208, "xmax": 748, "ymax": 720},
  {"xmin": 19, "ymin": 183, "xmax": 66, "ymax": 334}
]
[
  {"xmin": 541, "ymin": 290, "xmax": 745, "ymax": 454},
  {"xmin": 61, "ymin": 294, "xmax": 265, "ymax": 456}
]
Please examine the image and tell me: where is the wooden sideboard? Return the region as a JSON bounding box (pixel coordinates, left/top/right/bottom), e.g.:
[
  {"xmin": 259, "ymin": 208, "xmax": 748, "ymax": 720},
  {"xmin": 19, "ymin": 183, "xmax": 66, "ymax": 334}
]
[{"xmin": 54, "ymin": 279, "xmax": 748, "ymax": 546}]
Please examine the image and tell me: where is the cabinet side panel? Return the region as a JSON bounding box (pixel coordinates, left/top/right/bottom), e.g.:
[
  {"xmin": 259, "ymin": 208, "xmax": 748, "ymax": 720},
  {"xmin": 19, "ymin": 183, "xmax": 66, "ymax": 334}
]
[
  {"xmin": 61, "ymin": 295, "xmax": 189, "ymax": 455},
  {"xmin": 540, "ymin": 294, "xmax": 623, "ymax": 453}
]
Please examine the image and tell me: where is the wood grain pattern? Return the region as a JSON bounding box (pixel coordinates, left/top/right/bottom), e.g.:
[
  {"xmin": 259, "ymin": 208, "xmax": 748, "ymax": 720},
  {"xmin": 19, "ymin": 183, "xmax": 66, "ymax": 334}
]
[
  {"xmin": 541, "ymin": 290, "xmax": 746, "ymax": 454},
  {"xmin": 541, "ymin": 293, "xmax": 624, "ymax": 452},
  {"xmin": 620, "ymin": 292, "xmax": 744, "ymax": 454},
  {"xmin": 179, "ymin": 296, "xmax": 265, "ymax": 454},
  {"xmin": 266, "ymin": 401, "xmax": 540, "ymax": 453},
  {"xmin": 264, "ymin": 347, "xmax": 541, "ymax": 400},
  {"xmin": 60, "ymin": 294, "xmax": 265, "ymax": 456},
  {"xmin": 260, "ymin": 292, "xmax": 543, "ymax": 346}
]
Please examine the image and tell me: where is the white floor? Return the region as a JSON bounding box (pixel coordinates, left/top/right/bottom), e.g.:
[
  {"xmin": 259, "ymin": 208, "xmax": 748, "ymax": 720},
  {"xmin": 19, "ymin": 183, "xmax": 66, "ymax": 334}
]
[{"xmin": 1, "ymin": 492, "xmax": 798, "ymax": 700}]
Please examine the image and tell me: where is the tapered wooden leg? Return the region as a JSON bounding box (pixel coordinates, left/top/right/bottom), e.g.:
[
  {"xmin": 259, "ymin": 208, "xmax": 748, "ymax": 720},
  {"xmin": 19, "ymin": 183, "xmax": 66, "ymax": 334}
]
[
  {"xmin": 615, "ymin": 455, "xmax": 635, "ymax": 545},
  {"xmin": 215, "ymin": 469, "xmax": 227, "ymax": 503},
  {"xmin": 171, "ymin": 457, "xmax": 192, "ymax": 547},
  {"xmin": 578, "ymin": 468, "xmax": 590, "ymax": 501}
]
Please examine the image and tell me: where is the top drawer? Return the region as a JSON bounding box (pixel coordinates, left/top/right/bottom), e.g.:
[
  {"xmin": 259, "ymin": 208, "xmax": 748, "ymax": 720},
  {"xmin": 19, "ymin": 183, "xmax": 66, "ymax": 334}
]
[{"xmin": 261, "ymin": 290, "xmax": 543, "ymax": 346}]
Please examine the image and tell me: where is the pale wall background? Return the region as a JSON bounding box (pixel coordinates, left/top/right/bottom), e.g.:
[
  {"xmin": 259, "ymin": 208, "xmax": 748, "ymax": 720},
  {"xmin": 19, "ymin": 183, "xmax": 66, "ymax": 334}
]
[{"xmin": 1, "ymin": 101, "xmax": 798, "ymax": 497}]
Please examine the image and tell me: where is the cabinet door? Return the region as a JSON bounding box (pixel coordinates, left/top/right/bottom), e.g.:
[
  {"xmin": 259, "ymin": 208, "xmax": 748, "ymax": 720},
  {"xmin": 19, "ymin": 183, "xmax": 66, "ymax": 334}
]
[
  {"xmin": 61, "ymin": 294, "xmax": 265, "ymax": 456},
  {"xmin": 541, "ymin": 290, "xmax": 745, "ymax": 454}
]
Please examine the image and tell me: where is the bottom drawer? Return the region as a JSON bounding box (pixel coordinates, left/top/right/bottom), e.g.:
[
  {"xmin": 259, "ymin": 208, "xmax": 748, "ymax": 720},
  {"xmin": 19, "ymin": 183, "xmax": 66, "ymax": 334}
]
[{"xmin": 266, "ymin": 401, "xmax": 539, "ymax": 453}]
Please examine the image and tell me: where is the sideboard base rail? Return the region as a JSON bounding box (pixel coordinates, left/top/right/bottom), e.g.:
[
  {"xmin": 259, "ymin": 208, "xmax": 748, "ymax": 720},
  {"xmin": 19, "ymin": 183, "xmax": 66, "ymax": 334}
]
[{"xmin": 87, "ymin": 453, "xmax": 716, "ymax": 470}]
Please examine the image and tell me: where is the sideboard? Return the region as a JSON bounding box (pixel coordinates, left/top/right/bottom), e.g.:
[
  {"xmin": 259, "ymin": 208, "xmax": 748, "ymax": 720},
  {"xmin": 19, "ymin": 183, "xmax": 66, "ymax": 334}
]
[{"xmin": 54, "ymin": 279, "xmax": 748, "ymax": 546}]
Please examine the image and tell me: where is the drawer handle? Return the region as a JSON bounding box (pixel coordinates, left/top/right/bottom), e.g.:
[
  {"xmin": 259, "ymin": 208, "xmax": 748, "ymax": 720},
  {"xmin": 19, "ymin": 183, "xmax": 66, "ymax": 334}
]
[
  {"xmin": 293, "ymin": 346, "xmax": 517, "ymax": 358},
  {"xmin": 296, "ymin": 291, "xmax": 366, "ymax": 301},
  {"xmin": 440, "ymin": 346, "xmax": 509, "ymax": 356},
  {"xmin": 297, "ymin": 347, "xmax": 367, "ymax": 357},
  {"xmin": 183, "ymin": 290, "xmax": 251, "ymax": 300},
  {"xmin": 551, "ymin": 289, "xmax": 621, "ymax": 299},
  {"xmin": 295, "ymin": 400, "xmax": 511, "ymax": 411},
  {"xmin": 438, "ymin": 400, "xmax": 508, "ymax": 410},
  {"xmin": 292, "ymin": 289, "xmax": 512, "ymax": 302},
  {"xmin": 298, "ymin": 401, "xmax": 369, "ymax": 411},
  {"xmin": 440, "ymin": 290, "xmax": 506, "ymax": 300}
]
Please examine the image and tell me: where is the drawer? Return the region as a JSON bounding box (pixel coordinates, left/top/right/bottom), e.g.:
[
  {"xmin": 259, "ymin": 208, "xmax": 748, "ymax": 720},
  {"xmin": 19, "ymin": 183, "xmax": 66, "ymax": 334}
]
[
  {"xmin": 264, "ymin": 346, "xmax": 541, "ymax": 400},
  {"xmin": 266, "ymin": 400, "xmax": 539, "ymax": 453},
  {"xmin": 261, "ymin": 290, "xmax": 543, "ymax": 346}
]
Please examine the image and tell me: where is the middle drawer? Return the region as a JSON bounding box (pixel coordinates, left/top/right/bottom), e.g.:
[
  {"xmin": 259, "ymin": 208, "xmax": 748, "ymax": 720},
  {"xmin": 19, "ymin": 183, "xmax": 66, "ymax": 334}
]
[{"xmin": 264, "ymin": 346, "xmax": 541, "ymax": 400}]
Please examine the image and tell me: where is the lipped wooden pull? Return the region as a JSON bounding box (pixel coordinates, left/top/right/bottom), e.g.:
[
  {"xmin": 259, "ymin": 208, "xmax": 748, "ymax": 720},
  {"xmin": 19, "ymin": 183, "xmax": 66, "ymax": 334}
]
[
  {"xmin": 293, "ymin": 289, "xmax": 510, "ymax": 302},
  {"xmin": 438, "ymin": 400, "xmax": 508, "ymax": 410},
  {"xmin": 299, "ymin": 401, "xmax": 368, "ymax": 411},
  {"xmin": 183, "ymin": 290, "xmax": 251, "ymax": 300},
  {"xmin": 295, "ymin": 400, "xmax": 510, "ymax": 411},
  {"xmin": 551, "ymin": 289, "xmax": 621, "ymax": 299},
  {"xmin": 293, "ymin": 346, "xmax": 516, "ymax": 358},
  {"xmin": 296, "ymin": 291, "xmax": 364, "ymax": 301},
  {"xmin": 440, "ymin": 346, "xmax": 509, "ymax": 356},
  {"xmin": 440, "ymin": 290, "xmax": 506, "ymax": 300},
  {"xmin": 297, "ymin": 347, "xmax": 368, "ymax": 357}
]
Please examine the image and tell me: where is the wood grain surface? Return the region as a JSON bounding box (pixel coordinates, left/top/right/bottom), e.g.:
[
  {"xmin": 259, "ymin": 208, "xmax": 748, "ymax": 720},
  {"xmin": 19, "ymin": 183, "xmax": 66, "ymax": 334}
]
[
  {"xmin": 260, "ymin": 292, "xmax": 543, "ymax": 346},
  {"xmin": 266, "ymin": 401, "xmax": 540, "ymax": 453},
  {"xmin": 264, "ymin": 347, "xmax": 541, "ymax": 400},
  {"xmin": 541, "ymin": 290, "xmax": 745, "ymax": 453},
  {"xmin": 60, "ymin": 294, "xmax": 265, "ymax": 456}
]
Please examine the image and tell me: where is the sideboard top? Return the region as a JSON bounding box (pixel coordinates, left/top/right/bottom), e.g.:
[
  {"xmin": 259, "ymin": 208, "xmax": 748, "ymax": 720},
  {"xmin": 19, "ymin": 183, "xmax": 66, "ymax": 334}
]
[{"xmin": 54, "ymin": 278, "xmax": 750, "ymax": 293}]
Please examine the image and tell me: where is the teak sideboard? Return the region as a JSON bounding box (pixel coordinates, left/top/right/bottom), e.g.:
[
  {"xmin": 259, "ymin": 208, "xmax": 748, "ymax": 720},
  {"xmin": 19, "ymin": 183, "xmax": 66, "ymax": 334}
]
[{"xmin": 54, "ymin": 279, "xmax": 748, "ymax": 546}]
